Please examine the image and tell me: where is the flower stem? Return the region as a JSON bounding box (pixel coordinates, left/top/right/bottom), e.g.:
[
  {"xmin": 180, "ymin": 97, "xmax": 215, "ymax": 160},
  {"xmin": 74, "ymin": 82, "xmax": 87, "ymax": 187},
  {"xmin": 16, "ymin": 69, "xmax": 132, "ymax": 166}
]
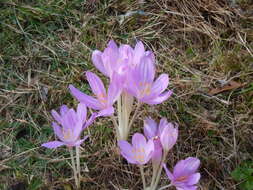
[
  {"xmin": 117, "ymin": 95, "xmax": 123, "ymax": 140},
  {"xmin": 139, "ymin": 165, "xmax": 146, "ymax": 189},
  {"xmin": 157, "ymin": 184, "xmax": 172, "ymax": 190},
  {"xmin": 127, "ymin": 101, "xmax": 141, "ymax": 135},
  {"xmin": 150, "ymin": 161, "xmax": 159, "ymax": 188},
  {"xmin": 76, "ymin": 146, "xmax": 81, "ymax": 187},
  {"xmin": 151, "ymin": 151, "xmax": 167, "ymax": 190},
  {"xmin": 69, "ymin": 147, "xmax": 79, "ymax": 189}
]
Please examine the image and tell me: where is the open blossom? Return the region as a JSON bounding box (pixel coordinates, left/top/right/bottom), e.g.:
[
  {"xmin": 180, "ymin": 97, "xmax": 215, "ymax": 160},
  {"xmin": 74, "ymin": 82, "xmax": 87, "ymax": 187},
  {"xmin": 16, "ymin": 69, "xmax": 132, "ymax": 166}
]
[
  {"xmin": 144, "ymin": 117, "xmax": 178, "ymax": 153},
  {"xmin": 42, "ymin": 103, "xmax": 93, "ymax": 148},
  {"xmin": 118, "ymin": 133, "xmax": 154, "ymax": 165},
  {"xmin": 92, "ymin": 40, "xmax": 154, "ymax": 80},
  {"xmin": 69, "ymin": 71, "xmax": 121, "ymax": 116},
  {"xmin": 163, "ymin": 157, "xmax": 201, "ymax": 190},
  {"xmin": 126, "ymin": 54, "xmax": 172, "ymax": 105}
]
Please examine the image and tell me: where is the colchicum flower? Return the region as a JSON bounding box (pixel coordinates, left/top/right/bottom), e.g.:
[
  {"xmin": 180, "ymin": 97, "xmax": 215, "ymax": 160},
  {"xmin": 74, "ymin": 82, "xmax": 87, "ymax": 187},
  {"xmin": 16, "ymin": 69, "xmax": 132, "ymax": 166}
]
[
  {"xmin": 69, "ymin": 71, "xmax": 121, "ymax": 116},
  {"xmin": 144, "ymin": 117, "xmax": 178, "ymax": 154},
  {"xmin": 118, "ymin": 133, "xmax": 154, "ymax": 165},
  {"xmin": 92, "ymin": 40, "xmax": 154, "ymax": 79},
  {"xmin": 126, "ymin": 54, "xmax": 172, "ymax": 105},
  {"xmin": 163, "ymin": 157, "xmax": 201, "ymax": 190},
  {"xmin": 42, "ymin": 103, "xmax": 92, "ymax": 148}
]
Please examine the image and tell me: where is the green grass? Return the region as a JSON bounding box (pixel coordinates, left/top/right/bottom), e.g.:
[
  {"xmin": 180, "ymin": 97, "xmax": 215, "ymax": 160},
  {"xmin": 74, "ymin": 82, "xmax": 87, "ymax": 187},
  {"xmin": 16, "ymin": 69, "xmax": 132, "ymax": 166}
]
[{"xmin": 1, "ymin": 0, "xmax": 253, "ymax": 189}]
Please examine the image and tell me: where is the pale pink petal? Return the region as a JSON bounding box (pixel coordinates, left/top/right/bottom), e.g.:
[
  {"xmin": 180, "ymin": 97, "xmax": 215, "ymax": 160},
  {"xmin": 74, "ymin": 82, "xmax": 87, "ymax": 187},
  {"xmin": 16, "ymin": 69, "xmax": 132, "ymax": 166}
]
[
  {"xmin": 118, "ymin": 140, "xmax": 136, "ymax": 164},
  {"xmin": 107, "ymin": 73, "xmax": 122, "ymax": 105},
  {"xmin": 160, "ymin": 124, "xmax": 178, "ymax": 151},
  {"xmin": 144, "ymin": 139, "xmax": 154, "ymax": 164},
  {"xmin": 97, "ymin": 107, "xmax": 114, "ymax": 117},
  {"xmin": 187, "ymin": 173, "xmax": 201, "ymax": 185},
  {"xmin": 151, "ymin": 74, "xmax": 169, "ymax": 96},
  {"xmin": 137, "ymin": 56, "xmax": 155, "ymax": 84},
  {"xmin": 83, "ymin": 112, "xmax": 97, "ymax": 129},
  {"xmin": 42, "ymin": 141, "xmax": 65, "ymax": 149},
  {"xmin": 132, "ymin": 133, "xmax": 147, "ymax": 150},
  {"xmin": 163, "ymin": 163, "xmax": 174, "ymax": 181},
  {"xmin": 158, "ymin": 118, "xmax": 169, "ymax": 136},
  {"xmin": 174, "ymin": 157, "xmax": 200, "ymax": 178},
  {"xmin": 144, "ymin": 117, "xmax": 158, "ymax": 139},
  {"xmin": 60, "ymin": 105, "xmax": 69, "ymax": 116},
  {"xmin": 144, "ymin": 90, "xmax": 173, "ymax": 105},
  {"xmin": 52, "ymin": 122, "xmax": 63, "ymax": 141},
  {"xmin": 72, "ymin": 135, "xmax": 89, "ymax": 146},
  {"xmin": 92, "ymin": 50, "xmax": 108, "ymax": 76},
  {"xmin": 51, "ymin": 110, "xmax": 61, "ymax": 124},
  {"xmin": 77, "ymin": 103, "xmax": 87, "ymax": 124},
  {"xmin": 86, "ymin": 72, "xmax": 106, "ymax": 98},
  {"xmin": 69, "ymin": 85, "xmax": 102, "ymax": 110}
]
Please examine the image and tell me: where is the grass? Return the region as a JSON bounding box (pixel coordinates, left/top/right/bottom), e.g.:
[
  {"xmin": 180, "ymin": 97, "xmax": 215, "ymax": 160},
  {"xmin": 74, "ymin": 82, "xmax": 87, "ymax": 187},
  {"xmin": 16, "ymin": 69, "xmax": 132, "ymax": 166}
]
[{"xmin": 0, "ymin": 0, "xmax": 253, "ymax": 189}]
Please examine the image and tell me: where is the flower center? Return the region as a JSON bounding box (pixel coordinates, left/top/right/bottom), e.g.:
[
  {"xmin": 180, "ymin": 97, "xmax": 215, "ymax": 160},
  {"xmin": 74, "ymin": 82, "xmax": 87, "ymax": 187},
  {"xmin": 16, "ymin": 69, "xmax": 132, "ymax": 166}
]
[
  {"xmin": 97, "ymin": 93, "xmax": 108, "ymax": 104},
  {"xmin": 63, "ymin": 129, "xmax": 73, "ymax": 141},
  {"xmin": 139, "ymin": 82, "xmax": 151, "ymax": 97},
  {"xmin": 132, "ymin": 148, "xmax": 145, "ymax": 163},
  {"xmin": 176, "ymin": 176, "xmax": 188, "ymax": 182}
]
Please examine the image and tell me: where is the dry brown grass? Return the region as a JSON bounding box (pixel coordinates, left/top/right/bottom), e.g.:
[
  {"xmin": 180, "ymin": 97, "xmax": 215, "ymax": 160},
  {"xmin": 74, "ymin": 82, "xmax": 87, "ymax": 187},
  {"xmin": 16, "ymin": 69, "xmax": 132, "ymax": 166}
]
[{"xmin": 0, "ymin": 0, "xmax": 252, "ymax": 189}]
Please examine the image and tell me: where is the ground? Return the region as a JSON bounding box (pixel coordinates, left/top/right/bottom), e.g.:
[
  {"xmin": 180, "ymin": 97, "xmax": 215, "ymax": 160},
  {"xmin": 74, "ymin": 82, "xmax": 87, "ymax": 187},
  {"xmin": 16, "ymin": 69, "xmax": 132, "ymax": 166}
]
[{"xmin": 0, "ymin": 0, "xmax": 253, "ymax": 189}]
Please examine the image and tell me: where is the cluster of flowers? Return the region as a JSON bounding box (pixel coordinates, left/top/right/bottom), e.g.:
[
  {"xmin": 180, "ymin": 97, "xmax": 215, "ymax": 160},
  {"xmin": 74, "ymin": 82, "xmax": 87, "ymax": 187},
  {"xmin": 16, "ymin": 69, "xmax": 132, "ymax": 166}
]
[{"xmin": 42, "ymin": 40, "xmax": 200, "ymax": 190}]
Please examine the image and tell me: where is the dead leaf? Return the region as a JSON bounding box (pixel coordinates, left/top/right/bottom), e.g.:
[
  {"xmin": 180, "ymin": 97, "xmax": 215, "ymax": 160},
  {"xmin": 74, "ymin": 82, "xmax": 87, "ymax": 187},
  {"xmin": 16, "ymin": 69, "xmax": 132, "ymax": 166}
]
[{"xmin": 208, "ymin": 80, "xmax": 246, "ymax": 95}]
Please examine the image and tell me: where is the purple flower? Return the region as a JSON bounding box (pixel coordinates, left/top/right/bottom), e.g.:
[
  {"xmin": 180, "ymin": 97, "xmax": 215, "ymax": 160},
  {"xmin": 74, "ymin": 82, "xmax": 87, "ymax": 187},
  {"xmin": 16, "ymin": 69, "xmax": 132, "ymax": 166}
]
[
  {"xmin": 92, "ymin": 40, "xmax": 153, "ymax": 79},
  {"xmin": 69, "ymin": 71, "xmax": 121, "ymax": 116},
  {"xmin": 92, "ymin": 40, "xmax": 132, "ymax": 79},
  {"xmin": 118, "ymin": 133, "xmax": 154, "ymax": 165},
  {"xmin": 42, "ymin": 103, "xmax": 93, "ymax": 149},
  {"xmin": 163, "ymin": 157, "xmax": 201, "ymax": 190},
  {"xmin": 144, "ymin": 117, "xmax": 178, "ymax": 153},
  {"xmin": 126, "ymin": 54, "xmax": 172, "ymax": 105}
]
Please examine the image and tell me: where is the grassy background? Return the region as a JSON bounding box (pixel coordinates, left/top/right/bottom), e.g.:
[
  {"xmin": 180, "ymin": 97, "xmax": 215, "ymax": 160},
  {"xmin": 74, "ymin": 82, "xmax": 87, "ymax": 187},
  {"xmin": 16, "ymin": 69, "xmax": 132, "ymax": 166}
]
[{"xmin": 0, "ymin": 0, "xmax": 253, "ymax": 189}]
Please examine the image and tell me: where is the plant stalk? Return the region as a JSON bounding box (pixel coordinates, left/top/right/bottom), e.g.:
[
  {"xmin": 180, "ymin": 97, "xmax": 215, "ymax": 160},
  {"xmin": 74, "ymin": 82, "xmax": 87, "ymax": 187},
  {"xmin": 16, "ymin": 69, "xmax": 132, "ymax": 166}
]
[
  {"xmin": 140, "ymin": 165, "xmax": 146, "ymax": 189},
  {"xmin": 69, "ymin": 147, "xmax": 79, "ymax": 189}
]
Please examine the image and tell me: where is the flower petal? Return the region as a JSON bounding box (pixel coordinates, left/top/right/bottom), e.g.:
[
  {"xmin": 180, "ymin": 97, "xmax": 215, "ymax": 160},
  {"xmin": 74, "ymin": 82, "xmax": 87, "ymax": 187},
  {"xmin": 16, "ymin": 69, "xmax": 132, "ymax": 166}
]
[
  {"xmin": 163, "ymin": 163, "xmax": 174, "ymax": 181},
  {"xmin": 133, "ymin": 41, "xmax": 145, "ymax": 66},
  {"xmin": 144, "ymin": 117, "xmax": 158, "ymax": 139},
  {"xmin": 72, "ymin": 135, "xmax": 89, "ymax": 146},
  {"xmin": 187, "ymin": 173, "xmax": 201, "ymax": 185},
  {"xmin": 52, "ymin": 122, "xmax": 63, "ymax": 141},
  {"xmin": 42, "ymin": 141, "xmax": 65, "ymax": 149},
  {"xmin": 158, "ymin": 118, "xmax": 169, "ymax": 136},
  {"xmin": 118, "ymin": 140, "xmax": 136, "ymax": 164},
  {"xmin": 83, "ymin": 112, "xmax": 97, "ymax": 129},
  {"xmin": 51, "ymin": 110, "xmax": 61, "ymax": 124},
  {"xmin": 69, "ymin": 85, "xmax": 102, "ymax": 110},
  {"xmin": 144, "ymin": 90, "xmax": 173, "ymax": 105},
  {"xmin": 60, "ymin": 105, "xmax": 69, "ymax": 116},
  {"xmin": 151, "ymin": 74, "xmax": 169, "ymax": 96},
  {"xmin": 160, "ymin": 123, "xmax": 178, "ymax": 151},
  {"xmin": 92, "ymin": 50, "xmax": 108, "ymax": 76},
  {"xmin": 136, "ymin": 56, "xmax": 155, "ymax": 84},
  {"xmin": 86, "ymin": 72, "xmax": 106, "ymax": 99},
  {"xmin": 132, "ymin": 133, "xmax": 147, "ymax": 150},
  {"xmin": 61, "ymin": 108, "xmax": 77, "ymax": 130},
  {"xmin": 144, "ymin": 139, "xmax": 154, "ymax": 164},
  {"xmin": 107, "ymin": 73, "xmax": 122, "ymax": 105},
  {"xmin": 173, "ymin": 157, "xmax": 200, "ymax": 178},
  {"xmin": 77, "ymin": 103, "xmax": 87, "ymax": 124},
  {"xmin": 97, "ymin": 106, "xmax": 114, "ymax": 117}
]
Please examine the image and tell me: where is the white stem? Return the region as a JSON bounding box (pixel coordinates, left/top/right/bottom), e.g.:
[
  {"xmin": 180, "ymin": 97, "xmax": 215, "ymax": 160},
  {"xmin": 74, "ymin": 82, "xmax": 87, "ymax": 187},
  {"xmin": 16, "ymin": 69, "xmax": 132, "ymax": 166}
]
[
  {"xmin": 158, "ymin": 184, "xmax": 172, "ymax": 190},
  {"xmin": 127, "ymin": 101, "xmax": 141, "ymax": 135},
  {"xmin": 69, "ymin": 147, "xmax": 79, "ymax": 189},
  {"xmin": 140, "ymin": 165, "xmax": 146, "ymax": 189},
  {"xmin": 152, "ymin": 152, "xmax": 167, "ymax": 190},
  {"xmin": 117, "ymin": 95, "xmax": 124, "ymax": 140},
  {"xmin": 150, "ymin": 161, "xmax": 160, "ymax": 188},
  {"xmin": 76, "ymin": 146, "xmax": 81, "ymax": 186}
]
